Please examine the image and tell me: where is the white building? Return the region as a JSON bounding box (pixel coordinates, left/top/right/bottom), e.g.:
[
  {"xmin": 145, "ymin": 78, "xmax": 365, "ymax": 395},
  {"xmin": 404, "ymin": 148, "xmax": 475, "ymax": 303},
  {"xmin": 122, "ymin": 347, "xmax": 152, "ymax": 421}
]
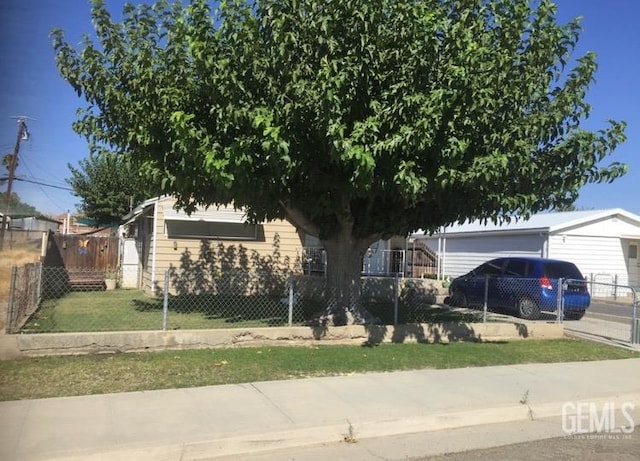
[{"xmin": 413, "ymin": 208, "xmax": 640, "ymax": 287}]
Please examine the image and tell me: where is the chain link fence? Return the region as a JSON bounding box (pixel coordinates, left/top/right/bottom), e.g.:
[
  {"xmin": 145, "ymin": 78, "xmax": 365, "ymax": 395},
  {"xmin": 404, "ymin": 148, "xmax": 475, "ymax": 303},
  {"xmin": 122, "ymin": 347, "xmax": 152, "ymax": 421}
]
[
  {"xmin": 8, "ymin": 265, "xmax": 468, "ymax": 333},
  {"xmin": 11, "ymin": 264, "xmax": 638, "ymax": 344},
  {"xmin": 447, "ymin": 275, "xmax": 593, "ymax": 321},
  {"xmin": 450, "ymin": 275, "xmax": 593, "ymax": 321},
  {"xmin": 566, "ymin": 280, "xmax": 639, "ymax": 345},
  {"xmin": 446, "ymin": 275, "xmax": 640, "ymax": 344},
  {"xmin": 155, "ymin": 269, "xmax": 464, "ymax": 330},
  {"xmin": 8, "ymin": 265, "xmax": 143, "ymax": 333}
]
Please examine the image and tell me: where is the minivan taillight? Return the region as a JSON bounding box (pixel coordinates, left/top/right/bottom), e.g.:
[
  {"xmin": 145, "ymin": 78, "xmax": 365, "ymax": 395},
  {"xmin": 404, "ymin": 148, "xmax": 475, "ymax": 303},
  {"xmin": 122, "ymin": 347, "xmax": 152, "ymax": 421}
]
[{"xmin": 539, "ymin": 276, "xmax": 552, "ymax": 290}]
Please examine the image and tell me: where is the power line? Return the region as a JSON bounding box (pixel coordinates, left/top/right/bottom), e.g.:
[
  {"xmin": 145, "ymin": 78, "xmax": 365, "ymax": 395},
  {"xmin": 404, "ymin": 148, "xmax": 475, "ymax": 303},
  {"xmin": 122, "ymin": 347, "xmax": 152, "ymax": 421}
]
[
  {"xmin": 0, "ymin": 176, "xmax": 73, "ymax": 191},
  {"xmin": 16, "ymin": 156, "xmax": 73, "ymax": 194}
]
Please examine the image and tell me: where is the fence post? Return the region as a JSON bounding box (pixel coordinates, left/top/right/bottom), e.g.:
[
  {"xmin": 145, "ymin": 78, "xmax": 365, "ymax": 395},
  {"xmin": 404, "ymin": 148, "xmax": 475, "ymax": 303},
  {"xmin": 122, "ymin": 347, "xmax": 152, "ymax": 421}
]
[
  {"xmin": 162, "ymin": 269, "xmax": 170, "ymax": 331},
  {"xmin": 613, "ymin": 274, "xmax": 618, "ymax": 300},
  {"xmin": 34, "ymin": 262, "xmax": 43, "ymax": 308},
  {"xmin": 556, "ymin": 278, "xmax": 564, "ymax": 323},
  {"xmin": 288, "ymin": 278, "xmax": 294, "ymax": 327},
  {"xmin": 5, "ymin": 266, "xmax": 18, "ymax": 334},
  {"xmin": 483, "ymin": 274, "xmax": 488, "ymax": 323},
  {"xmin": 393, "ymin": 273, "xmax": 399, "ymax": 326},
  {"xmin": 632, "ymin": 288, "xmax": 639, "ymax": 344}
]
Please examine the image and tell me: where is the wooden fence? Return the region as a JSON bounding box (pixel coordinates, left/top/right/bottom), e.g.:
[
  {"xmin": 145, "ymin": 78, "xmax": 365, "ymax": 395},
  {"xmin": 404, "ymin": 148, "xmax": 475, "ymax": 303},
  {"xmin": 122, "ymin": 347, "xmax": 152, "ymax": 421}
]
[
  {"xmin": 5, "ymin": 262, "xmax": 42, "ymax": 334},
  {"xmin": 48, "ymin": 233, "xmax": 119, "ymax": 270}
]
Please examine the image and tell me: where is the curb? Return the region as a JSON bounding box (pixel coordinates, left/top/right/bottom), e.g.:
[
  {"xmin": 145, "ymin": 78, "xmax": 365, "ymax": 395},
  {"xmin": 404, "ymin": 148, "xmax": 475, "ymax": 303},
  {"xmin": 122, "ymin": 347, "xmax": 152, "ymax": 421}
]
[
  {"xmin": 10, "ymin": 322, "xmax": 563, "ymax": 357},
  {"xmin": 39, "ymin": 393, "xmax": 640, "ymax": 461}
]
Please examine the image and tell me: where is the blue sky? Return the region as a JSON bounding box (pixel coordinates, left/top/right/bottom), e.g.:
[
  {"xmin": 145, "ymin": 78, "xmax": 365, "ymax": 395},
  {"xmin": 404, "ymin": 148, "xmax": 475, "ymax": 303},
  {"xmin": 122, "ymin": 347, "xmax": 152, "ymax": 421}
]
[{"xmin": 0, "ymin": 0, "xmax": 638, "ymax": 217}]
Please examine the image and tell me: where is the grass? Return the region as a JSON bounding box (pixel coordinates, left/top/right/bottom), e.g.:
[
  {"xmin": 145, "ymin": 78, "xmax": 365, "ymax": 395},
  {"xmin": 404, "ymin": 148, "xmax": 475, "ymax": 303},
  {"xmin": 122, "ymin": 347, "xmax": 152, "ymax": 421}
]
[
  {"xmin": 23, "ymin": 289, "xmax": 479, "ymax": 333},
  {"xmin": 26, "ymin": 290, "xmax": 173, "ymax": 332},
  {"xmin": 0, "ymin": 338, "xmax": 637, "ymax": 401}
]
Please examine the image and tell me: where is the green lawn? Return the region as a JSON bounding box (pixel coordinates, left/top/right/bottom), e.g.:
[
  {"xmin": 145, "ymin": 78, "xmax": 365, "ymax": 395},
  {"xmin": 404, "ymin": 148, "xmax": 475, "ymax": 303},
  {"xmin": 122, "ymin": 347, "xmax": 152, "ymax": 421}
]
[
  {"xmin": 1, "ymin": 339, "xmax": 637, "ymax": 401},
  {"xmin": 22, "ymin": 289, "xmax": 479, "ymax": 333}
]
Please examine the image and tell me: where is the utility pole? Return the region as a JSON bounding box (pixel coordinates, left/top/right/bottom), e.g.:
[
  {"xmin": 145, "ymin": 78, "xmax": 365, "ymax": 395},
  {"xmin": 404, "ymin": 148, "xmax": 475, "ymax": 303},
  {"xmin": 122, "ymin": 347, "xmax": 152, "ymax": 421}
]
[{"xmin": 0, "ymin": 116, "xmax": 30, "ymax": 251}]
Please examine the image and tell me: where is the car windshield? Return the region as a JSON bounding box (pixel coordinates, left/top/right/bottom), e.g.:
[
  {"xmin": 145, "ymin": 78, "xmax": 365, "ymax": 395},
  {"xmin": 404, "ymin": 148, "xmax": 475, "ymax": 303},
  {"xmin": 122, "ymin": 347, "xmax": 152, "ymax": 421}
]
[{"xmin": 542, "ymin": 262, "xmax": 582, "ymax": 279}]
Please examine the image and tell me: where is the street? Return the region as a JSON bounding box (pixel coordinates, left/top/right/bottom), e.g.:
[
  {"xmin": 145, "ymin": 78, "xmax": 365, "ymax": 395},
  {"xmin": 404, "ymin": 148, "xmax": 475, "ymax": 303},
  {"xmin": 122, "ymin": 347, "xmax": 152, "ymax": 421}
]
[
  {"xmin": 420, "ymin": 428, "xmax": 640, "ymax": 461},
  {"xmin": 211, "ymin": 413, "xmax": 640, "ymax": 461},
  {"xmin": 588, "ymin": 300, "xmax": 635, "ymax": 323},
  {"xmin": 564, "ymin": 300, "xmax": 637, "ymax": 346}
]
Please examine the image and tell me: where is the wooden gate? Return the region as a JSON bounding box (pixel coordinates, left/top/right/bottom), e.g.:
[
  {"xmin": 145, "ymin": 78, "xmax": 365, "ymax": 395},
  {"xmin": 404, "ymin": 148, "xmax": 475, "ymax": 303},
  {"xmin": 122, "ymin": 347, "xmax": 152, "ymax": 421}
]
[{"xmin": 51, "ymin": 234, "xmax": 119, "ymax": 270}]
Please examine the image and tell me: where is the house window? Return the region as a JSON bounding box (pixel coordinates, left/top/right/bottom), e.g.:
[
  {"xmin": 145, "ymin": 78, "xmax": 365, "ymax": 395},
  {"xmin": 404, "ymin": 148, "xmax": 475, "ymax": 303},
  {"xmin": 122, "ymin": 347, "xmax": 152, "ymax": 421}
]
[
  {"xmin": 630, "ymin": 244, "xmax": 638, "ymax": 259},
  {"xmin": 165, "ymin": 220, "xmax": 257, "ymax": 240}
]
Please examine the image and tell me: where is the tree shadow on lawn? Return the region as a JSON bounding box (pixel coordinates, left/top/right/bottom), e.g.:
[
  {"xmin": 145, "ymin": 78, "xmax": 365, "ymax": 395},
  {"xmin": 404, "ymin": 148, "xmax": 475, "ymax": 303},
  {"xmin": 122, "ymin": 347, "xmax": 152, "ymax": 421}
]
[
  {"xmin": 133, "ymin": 294, "xmax": 290, "ymax": 325},
  {"xmin": 362, "ymin": 302, "xmax": 491, "ymax": 346},
  {"xmin": 133, "ymin": 295, "xmax": 486, "ymax": 331},
  {"xmin": 363, "ymin": 321, "xmax": 487, "ymax": 346}
]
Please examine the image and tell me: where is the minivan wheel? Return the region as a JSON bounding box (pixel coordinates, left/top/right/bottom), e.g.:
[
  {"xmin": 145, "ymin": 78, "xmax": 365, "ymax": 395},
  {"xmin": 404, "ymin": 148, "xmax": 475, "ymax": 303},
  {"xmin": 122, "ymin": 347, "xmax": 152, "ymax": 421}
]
[
  {"xmin": 517, "ymin": 297, "xmax": 540, "ymax": 320},
  {"xmin": 565, "ymin": 310, "xmax": 586, "ymax": 320}
]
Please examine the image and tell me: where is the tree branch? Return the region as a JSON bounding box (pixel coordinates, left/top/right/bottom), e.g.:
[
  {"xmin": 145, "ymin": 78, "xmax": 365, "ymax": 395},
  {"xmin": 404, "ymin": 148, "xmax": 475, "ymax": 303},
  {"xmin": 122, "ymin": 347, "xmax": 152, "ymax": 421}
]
[{"xmin": 280, "ymin": 200, "xmax": 320, "ymax": 237}]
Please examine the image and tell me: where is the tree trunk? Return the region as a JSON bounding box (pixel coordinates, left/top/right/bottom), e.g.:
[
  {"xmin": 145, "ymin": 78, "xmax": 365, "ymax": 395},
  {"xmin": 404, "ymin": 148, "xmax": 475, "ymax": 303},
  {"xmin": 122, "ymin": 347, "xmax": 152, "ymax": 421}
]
[
  {"xmin": 317, "ymin": 234, "xmax": 378, "ymax": 326},
  {"xmin": 280, "ymin": 202, "xmax": 380, "ymax": 326}
]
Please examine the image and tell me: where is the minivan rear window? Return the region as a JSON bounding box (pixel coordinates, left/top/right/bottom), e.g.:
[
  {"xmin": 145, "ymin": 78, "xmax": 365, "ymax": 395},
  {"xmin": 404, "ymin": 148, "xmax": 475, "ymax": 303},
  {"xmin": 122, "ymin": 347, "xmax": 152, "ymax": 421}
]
[
  {"xmin": 542, "ymin": 262, "xmax": 582, "ymax": 279},
  {"xmin": 504, "ymin": 259, "xmax": 531, "ymax": 277}
]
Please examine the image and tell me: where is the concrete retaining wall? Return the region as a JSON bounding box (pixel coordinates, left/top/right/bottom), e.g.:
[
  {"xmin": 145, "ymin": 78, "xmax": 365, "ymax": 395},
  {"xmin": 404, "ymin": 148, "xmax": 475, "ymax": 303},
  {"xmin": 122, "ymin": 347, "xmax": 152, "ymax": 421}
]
[{"xmin": 1, "ymin": 322, "xmax": 564, "ymax": 358}]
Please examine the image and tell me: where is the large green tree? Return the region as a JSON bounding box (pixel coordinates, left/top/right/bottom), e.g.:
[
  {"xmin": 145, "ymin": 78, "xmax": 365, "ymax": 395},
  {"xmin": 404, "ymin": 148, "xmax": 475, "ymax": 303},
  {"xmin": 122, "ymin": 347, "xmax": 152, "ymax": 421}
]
[
  {"xmin": 52, "ymin": 0, "xmax": 626, "ymax": 323},
  {"xmin": 67, "ymin": 151, "xmax": 149, "ymax": 226}
]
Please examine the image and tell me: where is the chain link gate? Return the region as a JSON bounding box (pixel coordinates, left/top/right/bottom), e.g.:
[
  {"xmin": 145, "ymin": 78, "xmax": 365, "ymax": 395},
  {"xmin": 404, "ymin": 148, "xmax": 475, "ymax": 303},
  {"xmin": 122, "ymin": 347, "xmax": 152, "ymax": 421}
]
[{"xmin": 563, "ymin": 280, "xmax": 639, "ymax": 346}]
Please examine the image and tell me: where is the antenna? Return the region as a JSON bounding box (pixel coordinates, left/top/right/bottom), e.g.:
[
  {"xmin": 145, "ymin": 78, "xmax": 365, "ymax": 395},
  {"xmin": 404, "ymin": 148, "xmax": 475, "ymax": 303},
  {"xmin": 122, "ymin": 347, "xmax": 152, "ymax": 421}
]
[{"xmin": 10, "ymin": 116, "xmax": 36, "ymax": 141}]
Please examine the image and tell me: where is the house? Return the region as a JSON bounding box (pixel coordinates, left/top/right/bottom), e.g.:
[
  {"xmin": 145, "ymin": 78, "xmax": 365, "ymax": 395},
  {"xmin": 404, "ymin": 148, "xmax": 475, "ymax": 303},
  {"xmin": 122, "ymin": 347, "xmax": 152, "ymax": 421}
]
[
  {"xmin": 120, "ymin": 196, "xmax": 437, "ymax": 293},
  {"xmin": 54, "ymin": 213, "xmax": 114, "ymax": 236},
  {"xmin": 10, "ymin": 215, "xmax": 61, "ymax": 233},
  {"xmin": 413, "ymin": 208, "xmax": 640, "ymax": 288},
  {"xmin": 1, "ymin": 214, "xmax": 62, "ymax": 246},
  {"xmin": 302, "ymin": 234, "xmax": 432, "ymax": 277},
  {"xmin": 120, "ymin": 196, "xmax": 307, "ymax": 294}
]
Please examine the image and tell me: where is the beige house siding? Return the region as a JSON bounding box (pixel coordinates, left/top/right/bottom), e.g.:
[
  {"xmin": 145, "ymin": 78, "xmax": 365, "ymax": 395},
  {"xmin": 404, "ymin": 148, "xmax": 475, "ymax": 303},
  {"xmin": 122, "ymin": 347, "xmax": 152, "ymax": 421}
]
[{"xmin": 132, "ymin": 197, "xmax": 304, "ymax": 294}]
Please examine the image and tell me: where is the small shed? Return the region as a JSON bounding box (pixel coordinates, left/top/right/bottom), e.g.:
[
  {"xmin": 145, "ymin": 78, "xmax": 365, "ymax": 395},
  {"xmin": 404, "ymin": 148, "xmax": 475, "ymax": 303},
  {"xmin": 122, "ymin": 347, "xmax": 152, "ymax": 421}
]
[
  {"xmin": 10, "ymin": 215, "xmax": 61, "ymax": 232},
  {"xmin": 414, "ymin": 208, "xmax": 640, "ymax": 288}
]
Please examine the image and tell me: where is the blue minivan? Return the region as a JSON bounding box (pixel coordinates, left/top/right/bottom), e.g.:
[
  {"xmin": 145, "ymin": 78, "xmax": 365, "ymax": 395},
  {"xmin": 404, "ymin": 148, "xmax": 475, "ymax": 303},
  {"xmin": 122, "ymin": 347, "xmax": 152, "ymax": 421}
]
[{"xmin": 447, "ymin": 257, "xmax": 590, "ymax": 320}]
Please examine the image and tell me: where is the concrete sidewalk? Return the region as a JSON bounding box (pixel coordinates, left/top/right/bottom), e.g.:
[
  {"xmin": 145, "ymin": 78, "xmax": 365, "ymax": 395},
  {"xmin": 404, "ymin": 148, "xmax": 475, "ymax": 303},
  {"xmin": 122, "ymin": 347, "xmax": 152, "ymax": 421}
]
[{"xmin": 1, "ymin": 359, "xmax": 639, "ymax": 461}]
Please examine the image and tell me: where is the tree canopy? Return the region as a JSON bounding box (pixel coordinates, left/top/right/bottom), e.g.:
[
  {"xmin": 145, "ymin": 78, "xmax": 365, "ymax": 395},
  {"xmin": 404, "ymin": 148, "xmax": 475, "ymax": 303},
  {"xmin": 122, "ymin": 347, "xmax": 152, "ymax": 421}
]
[
  {"xmin": 67, "ymin": 151, "xmax": 150, "ymax": 225},
  {"xmin": 0, "ymin": 192, "xmax": 39, "ymax": 217},
  {"xmin": 52, "ymin": 0, "xmax": 627, "ymax": 322}
]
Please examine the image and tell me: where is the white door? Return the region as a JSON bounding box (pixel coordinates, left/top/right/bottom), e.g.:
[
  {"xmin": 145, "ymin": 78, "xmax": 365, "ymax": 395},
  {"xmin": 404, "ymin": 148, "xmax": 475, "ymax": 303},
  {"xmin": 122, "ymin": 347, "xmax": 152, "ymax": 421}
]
[
  {"xmin": 628, "ymin": 242, "xmax": 639, "ymax": 288},
  {"xmin": 121, "ymin": 238, "xmax": 140, "ymax": 289}
]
